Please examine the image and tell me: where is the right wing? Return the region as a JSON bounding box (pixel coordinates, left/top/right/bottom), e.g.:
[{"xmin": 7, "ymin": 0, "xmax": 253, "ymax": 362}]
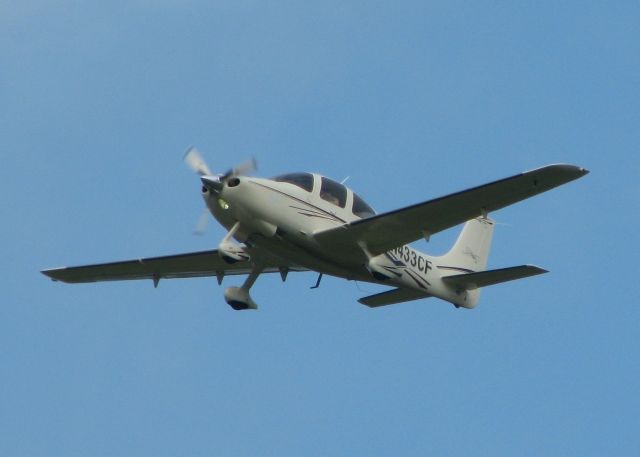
[
  {"xmin": 314, "ymin": 164, "xmax": 588, "ymax": 258},
  {"xmin": 42, "ymin": 249, "xmax": 307, "ymax": 284}
]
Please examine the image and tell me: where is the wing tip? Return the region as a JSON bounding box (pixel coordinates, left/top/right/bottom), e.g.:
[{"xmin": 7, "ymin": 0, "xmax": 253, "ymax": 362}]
[
  {"xmin": 524, "ymin": 264, "xmax": 549, "ymax": 275},
  {"xmin": 41, "ymin": 268, "xmax": 65, "ymax": 282},
  {"xmin": 553, "ymin": 163, "xmax": 589, "ymax": 177},
  {"xmin": 531, "ymin": 163, "xmax": 590, "ymax": 180}
]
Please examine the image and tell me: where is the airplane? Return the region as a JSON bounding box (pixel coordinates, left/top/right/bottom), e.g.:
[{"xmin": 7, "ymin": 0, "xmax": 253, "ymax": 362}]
[{"xmin": 42, "ymin": 148, "xmax": 589, "ymax": 310}]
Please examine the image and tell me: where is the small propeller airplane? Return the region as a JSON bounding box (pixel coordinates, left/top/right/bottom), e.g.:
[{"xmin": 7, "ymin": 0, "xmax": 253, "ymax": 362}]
[{"xmin": 42, "ymin": 148, "xmax": 588, "ymax": 310}]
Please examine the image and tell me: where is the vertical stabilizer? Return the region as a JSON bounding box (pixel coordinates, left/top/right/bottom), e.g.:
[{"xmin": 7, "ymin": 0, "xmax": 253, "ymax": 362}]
[
  {"xmin": 433, "ymin": 217, "xmax": 495, "ymax": 309},
  {"xmin": 436, "ymin": 217, "xmax": 495, "ymax": 273}
]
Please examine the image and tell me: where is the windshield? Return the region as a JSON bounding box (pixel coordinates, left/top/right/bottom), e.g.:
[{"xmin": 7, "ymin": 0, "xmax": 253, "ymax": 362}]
[{"xmin": 273, "ymin": 173, "xmax": 314, "ymax": 192}]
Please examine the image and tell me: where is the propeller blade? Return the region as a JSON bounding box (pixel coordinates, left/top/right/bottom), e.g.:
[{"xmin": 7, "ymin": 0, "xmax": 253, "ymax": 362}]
[
  {"xmin": 184, "ymin": 146, "xmax": 212, "ymax": 176},
  {"xmin": 234, "ymin": 157, "xmax": 257, "ymax": 176},
  {"xmin": 193, "ymin": 207, "xmax": 211, "ymax": 236},
  {"xmin": 223, "ymin": 157, "xmax": 257, "ymax": 180}
]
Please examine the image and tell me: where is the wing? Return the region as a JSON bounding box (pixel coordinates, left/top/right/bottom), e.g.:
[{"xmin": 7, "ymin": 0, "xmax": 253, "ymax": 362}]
[
  {"xmin": 42, "ymin": 249, "xmax": 307, "ymax": 284},
  {"xmin": 314, "ymin": 164, "xmax": 588, "ymax": 257}
]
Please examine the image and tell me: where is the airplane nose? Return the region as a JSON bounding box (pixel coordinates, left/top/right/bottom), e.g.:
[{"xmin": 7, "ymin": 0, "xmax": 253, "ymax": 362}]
[{"xmin": 201, "ymin": 176, "xmax": 224, "ymax": 193}]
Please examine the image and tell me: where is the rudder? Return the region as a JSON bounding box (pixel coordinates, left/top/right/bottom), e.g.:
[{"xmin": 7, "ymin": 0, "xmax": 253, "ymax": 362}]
[{"xmin": 436, "ymin": 217, "xmax": 495, "ymax": 272}]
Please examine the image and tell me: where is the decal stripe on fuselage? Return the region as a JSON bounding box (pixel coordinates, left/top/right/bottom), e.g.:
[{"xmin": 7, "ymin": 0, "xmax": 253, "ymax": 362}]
[
  {"xmin": 250, "ymin": 181, "xmax": 435, "ymax": 292},
  {"xmin": 251, "ymin": 182, "xmax": 346, "ymax": 223},
  {"xmin": 437, "ymin": 266, "xmax": 476, "ymax": 274}
]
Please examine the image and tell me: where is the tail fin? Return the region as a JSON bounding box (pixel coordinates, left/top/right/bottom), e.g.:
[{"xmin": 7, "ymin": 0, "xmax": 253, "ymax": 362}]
[
  {"xmin": 432, "ymin": 217, "xmax": 494, "ymax": 309},
  {"xmin": 436, "ymin": 217, "xmax": 495, "ymax": 272}
]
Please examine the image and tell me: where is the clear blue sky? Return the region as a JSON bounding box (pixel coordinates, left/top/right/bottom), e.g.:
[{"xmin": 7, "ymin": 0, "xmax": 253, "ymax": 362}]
[{"xmin": 2, "ymin": 1, "xmax": 638, "ymax": 455}]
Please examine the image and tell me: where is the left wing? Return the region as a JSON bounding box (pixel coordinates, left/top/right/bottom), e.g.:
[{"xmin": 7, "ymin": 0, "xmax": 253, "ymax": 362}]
[
  {"xmin": 314, "ymin": 164, "xmax": 588, "ymax": 258},
  {"xmin": 42, "ymin": 249, "xmax": 307, "ymax": 284}
]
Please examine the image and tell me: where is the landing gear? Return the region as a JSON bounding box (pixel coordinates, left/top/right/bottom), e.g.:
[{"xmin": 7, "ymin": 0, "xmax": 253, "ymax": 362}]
[
  {"xmin": 218, "ymin": 222, "xmax": 249, "ymax": 264},
  {"xmin": 358, "ymin": 241, "xmax": 395, "ymax": 281},
  {"xmin": 224, "ymin": 264, "xmax": 263, "ymax": 310},
  {"xmin": 224, "ymin": 287, "xmax": 258, "ymax": 310}
]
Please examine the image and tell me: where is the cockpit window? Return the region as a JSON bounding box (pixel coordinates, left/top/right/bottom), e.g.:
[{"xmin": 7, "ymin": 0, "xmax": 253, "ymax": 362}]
[
  {"xmin": 320, "ymin": 177, "xmax": 347, "ymax": 208},
  {"xmin": 352, "ymin": 192, "xmax": 376, "ymax": 218},
  {"xmin": 273, "ymin": 172, "xmax": 314, "ymax": 192}
]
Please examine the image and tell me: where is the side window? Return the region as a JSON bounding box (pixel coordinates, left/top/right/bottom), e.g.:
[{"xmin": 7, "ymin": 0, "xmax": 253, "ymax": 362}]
[
  {"xmin": 274, "ymin": 173, "xmax": 314, "ymax": 192},
  {"xmin": 352, "ymin": 193, "xmax": 375, "ymax": 218},
  {"xmin": 320, "ymin": 177, "xmax": 347, "ymax": 208}
]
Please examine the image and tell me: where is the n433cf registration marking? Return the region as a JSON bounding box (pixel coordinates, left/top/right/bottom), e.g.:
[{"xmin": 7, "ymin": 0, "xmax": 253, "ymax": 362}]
[{"xmin": 392, "ymin": 246, "xmax": 433, "ymax": 274}]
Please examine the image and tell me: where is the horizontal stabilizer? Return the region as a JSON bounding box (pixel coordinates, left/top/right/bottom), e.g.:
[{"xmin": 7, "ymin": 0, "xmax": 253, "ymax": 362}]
[
  {"xmin": 358, "ymin": 287, "xmax": 431, "ymax": 308},
  {"xmin": 442, "ymin": 265, "xmax": 548, "ymax": 290}
]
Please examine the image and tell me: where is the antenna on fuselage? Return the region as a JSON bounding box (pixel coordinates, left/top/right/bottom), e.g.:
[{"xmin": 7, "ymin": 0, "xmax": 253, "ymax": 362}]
[{"xmin": 310, "ymin": 273, "xmax": 323, "ymax": 289}]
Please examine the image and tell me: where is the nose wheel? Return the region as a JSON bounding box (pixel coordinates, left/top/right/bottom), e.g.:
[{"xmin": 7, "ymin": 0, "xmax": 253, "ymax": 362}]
[
  {"xmin": 223, "ymin": 263, "xmax": 263, "ymax": 310},
  {"xmin": 224, "ymin": 287, "xmax": 258, "ymax": 310}
]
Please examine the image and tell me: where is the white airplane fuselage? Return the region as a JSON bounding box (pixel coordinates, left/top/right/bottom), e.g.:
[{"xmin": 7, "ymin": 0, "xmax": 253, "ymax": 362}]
[{"xmin": 205, "ymin": 174, "xmax": 477, "ymax": 308}]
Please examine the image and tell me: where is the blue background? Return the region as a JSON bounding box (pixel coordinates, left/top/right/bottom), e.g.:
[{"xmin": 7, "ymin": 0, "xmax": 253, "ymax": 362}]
[{"xmin": 2, "ymin": 1, "xmax": 638, "ymax": 455}]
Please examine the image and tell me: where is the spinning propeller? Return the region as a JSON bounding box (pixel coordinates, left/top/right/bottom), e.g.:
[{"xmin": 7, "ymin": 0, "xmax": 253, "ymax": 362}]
[
  {"xmin": 184, "ymin": 146, "xmax": 257, "ymax": 190},
  {"xmin": 183, "ymin": 146, "xmax": 212, "ymax": 176},
  {"xmin": 183, "ymin": 146, "xmax": 257, "ymax": 234},
  {"xmin": 221, "ymin": 157, "xmax": 257, "ymax": 182}
]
